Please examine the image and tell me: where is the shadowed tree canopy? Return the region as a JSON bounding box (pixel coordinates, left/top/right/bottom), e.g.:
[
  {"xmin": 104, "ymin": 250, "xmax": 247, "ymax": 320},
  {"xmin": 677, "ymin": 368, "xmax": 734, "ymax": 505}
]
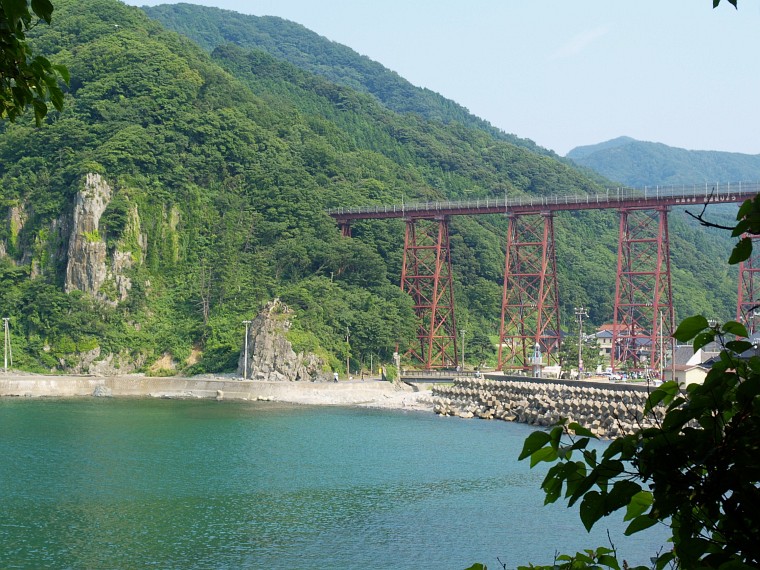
[{"xmin": 0, "ymin": 0, "xmax": 69, "ymax": 124}]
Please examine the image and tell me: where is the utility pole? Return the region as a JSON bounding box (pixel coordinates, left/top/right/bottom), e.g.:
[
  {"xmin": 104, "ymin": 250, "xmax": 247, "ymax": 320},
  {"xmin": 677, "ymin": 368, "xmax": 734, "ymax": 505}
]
[
  {"xmin": 346, "ymin": 326, "xmax": 350, "ymax": 380},
  {"xmin": 460, "ymin": 329, "xmax": 466, "ymax": 370},
  {"xmin": 574, "ymin": 307, "xmax": 588, "ymax": 377},
  {"xmin": 660, "ymin": 310, "xmax": 664, "ymax": 381},
  {"xmin": 242, "ymin": 320, "xmax": 252, "ymax": 380},
  {"xmin": 3, "ymin": 317, "xmax": 11, "ymax": 373}
]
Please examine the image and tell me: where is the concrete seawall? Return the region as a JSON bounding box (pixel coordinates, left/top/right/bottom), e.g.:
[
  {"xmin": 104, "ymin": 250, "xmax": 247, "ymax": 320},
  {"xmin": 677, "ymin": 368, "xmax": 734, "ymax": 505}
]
[
  {"xmin": 432, "ymin": 377, "xmax": 664, "ymax": 438},
  {"xmin": 0, "ymin": 374, "xmax": 429, "ymax": 409}
]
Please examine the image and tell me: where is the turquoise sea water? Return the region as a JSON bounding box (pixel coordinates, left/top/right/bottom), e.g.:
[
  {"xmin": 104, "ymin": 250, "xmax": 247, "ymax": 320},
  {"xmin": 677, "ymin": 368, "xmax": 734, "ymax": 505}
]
[{"xmin": 0, "ymin": 399, "xmax": 667, "ymax": 569}]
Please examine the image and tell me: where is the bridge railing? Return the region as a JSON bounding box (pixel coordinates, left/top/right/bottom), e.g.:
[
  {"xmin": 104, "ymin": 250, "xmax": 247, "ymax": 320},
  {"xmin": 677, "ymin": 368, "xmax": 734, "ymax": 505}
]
[{"xmin": 328, "ymin": 181, "xmax": 760, "ymax": 217}]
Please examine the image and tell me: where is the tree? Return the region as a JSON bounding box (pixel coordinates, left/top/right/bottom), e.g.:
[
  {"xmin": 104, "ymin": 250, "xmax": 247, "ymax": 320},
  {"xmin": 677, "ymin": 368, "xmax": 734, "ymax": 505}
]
[
  {"xmin": 0, "ymin": 0, "xmax": 69, "ymax": 124},
  {"xmin": 509, "ymin": 195, "xmax": 760, "ymax": 570}
]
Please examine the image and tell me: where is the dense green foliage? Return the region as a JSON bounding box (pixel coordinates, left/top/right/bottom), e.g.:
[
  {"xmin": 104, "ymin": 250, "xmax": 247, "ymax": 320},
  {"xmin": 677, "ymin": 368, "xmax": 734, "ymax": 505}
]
[
  {"xmin": 0, "ymin": 0, "xmax": 742, "ymax": 374},
  {"xmin": 142, "ymin": 3, "xmax": 557, "ymax": 157}
]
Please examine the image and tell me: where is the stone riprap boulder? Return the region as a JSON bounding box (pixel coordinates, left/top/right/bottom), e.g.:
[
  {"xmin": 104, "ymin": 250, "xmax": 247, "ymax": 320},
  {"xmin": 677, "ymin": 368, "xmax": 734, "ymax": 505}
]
[{"xmin": 433, "ymin": 378, "xmax": 664, "ymax": 438}]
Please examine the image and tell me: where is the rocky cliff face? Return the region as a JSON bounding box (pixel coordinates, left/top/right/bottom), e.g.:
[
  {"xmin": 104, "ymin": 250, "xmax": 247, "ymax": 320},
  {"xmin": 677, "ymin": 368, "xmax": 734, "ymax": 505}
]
[
  {"xmin": 65, "ymin": 173, "xmax": 112, "ymax": 295},
  {"xmin": 239, "ymin": 299, "xmax": 328, "ymax": 382},
  {"xmin": 63, "ymin": 173, "xmax": 139, "ymax": 304}
]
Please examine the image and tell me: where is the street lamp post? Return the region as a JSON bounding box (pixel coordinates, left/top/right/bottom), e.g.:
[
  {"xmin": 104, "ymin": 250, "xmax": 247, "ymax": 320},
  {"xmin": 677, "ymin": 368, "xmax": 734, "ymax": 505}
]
[
  {"xmin": 242, "ymin": 320, "xmax": 252, "ymax": 380},
  {"xmin": 574, "ymin": 307, "xmax": 588, "ymax": 377},
  {"xmin": 346, "ymin": 326, "xmax": 350, "ymax": 380},
  {"xmin": 3, "ymin": 317, "xmax": 10, "ymax": 373},
  {"xmin": 460, "ymin": 329, "xmax": 466, "ymax": 370}
]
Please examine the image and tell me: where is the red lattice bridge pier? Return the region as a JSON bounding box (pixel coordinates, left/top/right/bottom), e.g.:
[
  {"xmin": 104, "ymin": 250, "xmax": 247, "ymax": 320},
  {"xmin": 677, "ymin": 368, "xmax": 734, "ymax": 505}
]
[{"xmin": 329, "ymin": 183, "xmax": 760, "ymax": 374}]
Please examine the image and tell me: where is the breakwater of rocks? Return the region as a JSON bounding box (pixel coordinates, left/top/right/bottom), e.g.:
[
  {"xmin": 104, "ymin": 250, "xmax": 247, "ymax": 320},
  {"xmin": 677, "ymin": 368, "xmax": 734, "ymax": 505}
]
[{"xmin": 432, "ymin": 377, "xmax": 664, "ymax": 438}]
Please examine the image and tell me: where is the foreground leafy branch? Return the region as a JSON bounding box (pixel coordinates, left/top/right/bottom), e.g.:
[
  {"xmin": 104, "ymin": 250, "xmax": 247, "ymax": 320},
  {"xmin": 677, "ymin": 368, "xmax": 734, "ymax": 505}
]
[
  {"xmin": 469, "ymin": 195, "xmax": 760, "ymax": 570},
  {"xmin": 519, "ymin": 314, "xmax": 760, "ymax": 569},
  {"xmin": 0, "ymin": 0, "xmax": 69, "ymax": 124}
]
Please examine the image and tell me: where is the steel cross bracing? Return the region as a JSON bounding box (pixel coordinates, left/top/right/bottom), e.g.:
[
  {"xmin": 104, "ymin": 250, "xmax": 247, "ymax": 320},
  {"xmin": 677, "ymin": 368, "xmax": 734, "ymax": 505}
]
[
  {"xmin": 737, "ymin": 235, "xmax": 760, "ymax": 336},
  {"xmin": 498, "ymin": 213, "xmax": 561, "ymax": 371},
  {"xmin": 400, "ymin": 217, "xmax": 458, "ymax": 368},
  {"xmin": 611, "ymin": 207, "xmax": 674, "ymax": 375},
  {"xmin": 330, "ymin": 182, "xmax": 759, "ymax": 373}
]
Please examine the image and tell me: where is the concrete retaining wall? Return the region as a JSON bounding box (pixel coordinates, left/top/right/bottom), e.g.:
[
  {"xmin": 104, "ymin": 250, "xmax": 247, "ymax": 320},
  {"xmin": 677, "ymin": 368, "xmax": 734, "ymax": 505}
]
[
  {"xmin": 0, "ymin": 375, "xmax": 403, "ymax": 405},
  {"xmin": 433, "ymin": 377, "xmax": 663, "ymax": 438}
]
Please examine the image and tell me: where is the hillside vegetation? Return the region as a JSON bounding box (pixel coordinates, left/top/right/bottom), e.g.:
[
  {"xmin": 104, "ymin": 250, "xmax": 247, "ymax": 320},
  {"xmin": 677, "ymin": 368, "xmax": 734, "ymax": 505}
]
[
  {"xmin": 142, "ymin": 2, "xmax": 556, "ymax": 157},
  {"xmin": 0, "ymin": 0, "xmax": 738, "ymax": 374}
]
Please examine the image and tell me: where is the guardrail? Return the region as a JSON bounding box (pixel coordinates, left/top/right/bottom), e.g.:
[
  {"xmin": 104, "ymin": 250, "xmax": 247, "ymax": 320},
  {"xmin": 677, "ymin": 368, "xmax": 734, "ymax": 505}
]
[{"xmin": 328, "ymin": 181, "xmax": 760, "ymax": 218}]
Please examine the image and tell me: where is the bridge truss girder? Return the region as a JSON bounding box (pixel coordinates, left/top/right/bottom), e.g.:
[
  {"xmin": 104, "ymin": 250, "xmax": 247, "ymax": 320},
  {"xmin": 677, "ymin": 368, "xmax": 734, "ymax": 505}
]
[
  {"xmin": 400, "ymin": 217, "xmax": 458, "ymax": 369},
  {"xmin": 737, "ymin": 235, "xmax": 760, "ymax": 336},
  {"xmin": 498, "ymin": 212, "xmax": 561, "ymax": 371},
  {"xmin": 611, "ymin": 207, "xmax": 674, "ymax": 376}
]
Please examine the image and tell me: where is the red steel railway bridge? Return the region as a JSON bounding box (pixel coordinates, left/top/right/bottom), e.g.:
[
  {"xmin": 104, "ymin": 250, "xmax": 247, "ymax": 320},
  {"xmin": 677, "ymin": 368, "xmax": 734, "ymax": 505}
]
[{"xmin": 328, "ymin": 182, "xmax": 760, "ymax": 375}]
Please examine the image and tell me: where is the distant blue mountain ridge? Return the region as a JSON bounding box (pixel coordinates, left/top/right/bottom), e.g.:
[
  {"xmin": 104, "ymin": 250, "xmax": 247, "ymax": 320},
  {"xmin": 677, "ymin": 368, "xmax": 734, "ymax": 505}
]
[{"xmin": 567, "ymin": 137, "xmax": 760, "ymax": 188}]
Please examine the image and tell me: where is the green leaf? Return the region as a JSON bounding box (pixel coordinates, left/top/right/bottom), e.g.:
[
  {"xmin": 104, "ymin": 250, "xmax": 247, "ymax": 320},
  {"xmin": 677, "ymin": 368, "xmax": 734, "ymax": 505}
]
[
  {"xmin": 644, "ymin": 382, "xmax": 679, "ymax": 413},
  {"xmin": 519, "ymin": 430, "xmax": 551, "ymax": 460},
  {"xmin": 549, "ymin": 424, "xmax": 564, "ymax": 450},
  {"xmin": 31, "ymin": 0, "xmax": 54, "ymax": 22},
  {"xmin": 530, "ymin": 446, "xmax": 557, "ymax": 468},
  {"xmin": 0, "ymin": 0, "xmax": 30, "ymax": 29},
  {"xmin": 31, "ymin": 98, "xmax": 47, "ymax": 126},
  {"xmin": 607, "ymin": 480, "xmax": 641, "ymax": 512},
  {"xmin": 624, "ymin": 514, "xmax": 658, "ymax": 535},
  {"xmin": 464, "ymin": 564, "xmax": 486, "ymax": 570},
  {"xmin": 645, "ymin": 388, "xmax": 669, "ymax": 413},
  {"xmin": 722, "ymin": 320, "xmax": 749, "ymax": 337},
  {"xmin": 737, "ymin": 374, "xmax": 760, "ymax": 402},
  {"xmin": 729, "ymin": 237, "xmax": 752, "ymax": 265},
  {"xmin": 52, "ymin": 64, "xmax": 70, "ymax": 84},
  {"xmin": 564, "ymin": 461, "xmax": 588, "ymax": 498},
  {"xmin": 542, "ymin": 463, "xmax": 571, "ymax": 504},
  {"xmin": 597, "ymin": 554, "xmax": 621, "ymax": 570},
  {"xmin": 673, "ymin": 315, "xmax": 709, "ymax": 342},
  {"xmin": 693, "ymin": 330, "xmax": 717, "ymax": 352},
  {"xmin": 725, "ymin": 340, "xmax": 753, "ymax": 354},
  {"xmin": 567, "ymin": 422, "xmax": 595, "ymax": 438},
  {"xmin": 624, "ymin": 490, "xmax": 653, "ymax": 521},
  {"xmin": 579, "ymin": 491, "xmax": 605, "ymax": 531}
]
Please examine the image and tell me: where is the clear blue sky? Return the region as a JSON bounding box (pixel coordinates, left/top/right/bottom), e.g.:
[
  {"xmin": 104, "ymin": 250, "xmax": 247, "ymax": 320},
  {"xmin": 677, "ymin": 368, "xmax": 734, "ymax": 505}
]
[{"xmin": 130, "ymin": 0, "xmax": 759, "ymax": 156}]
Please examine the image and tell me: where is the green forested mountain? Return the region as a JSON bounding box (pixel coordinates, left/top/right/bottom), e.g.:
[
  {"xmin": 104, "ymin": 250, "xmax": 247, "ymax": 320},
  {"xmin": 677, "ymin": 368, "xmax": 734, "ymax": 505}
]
[
  {"xmin": 0, "ymin": 0, "xmax": 738, "ymax": 374},
  {"xmin": 141, "ymin": 3, "xmax": 555, "ymax": 157},
  {"xmin": 567, "ymin": 136, "xmax": 760, "ymax": 187}
]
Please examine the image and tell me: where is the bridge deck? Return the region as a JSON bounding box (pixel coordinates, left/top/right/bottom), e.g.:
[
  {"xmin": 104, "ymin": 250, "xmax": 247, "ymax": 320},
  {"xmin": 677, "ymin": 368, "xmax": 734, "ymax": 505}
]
[{"xmin": 329, "ymin": 182, "xmax": 759, "ymax": 221}]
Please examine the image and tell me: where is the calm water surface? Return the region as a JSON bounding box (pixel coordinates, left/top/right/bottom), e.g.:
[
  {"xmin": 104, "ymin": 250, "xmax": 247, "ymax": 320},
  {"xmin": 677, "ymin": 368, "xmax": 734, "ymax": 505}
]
[{"xmin": 0, "ymin": 398, "xmax": 666, "ymax": 569}]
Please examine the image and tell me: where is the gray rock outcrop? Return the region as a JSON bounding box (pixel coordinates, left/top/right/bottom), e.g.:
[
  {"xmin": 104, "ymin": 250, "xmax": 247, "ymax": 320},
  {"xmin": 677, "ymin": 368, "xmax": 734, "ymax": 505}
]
[
  {"xmin": 239, "ymin": 299, "xmax": 329, "ymax": 382},
  {"xmin": 65, "ymin": 173, "xmax": 112, "ymax": 295}
]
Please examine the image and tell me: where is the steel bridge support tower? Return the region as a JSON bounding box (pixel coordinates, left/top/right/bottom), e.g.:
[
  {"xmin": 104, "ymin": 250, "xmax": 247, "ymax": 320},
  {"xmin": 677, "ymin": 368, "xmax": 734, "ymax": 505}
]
[
  {"xmin": 498, "ymin": 212, "xmax": 561, "ymax": 371},
  {"xmin": 400, "ymin": 217, "xmax": 458, "ymax": 369},
  {"xmin": 612, "ymin": 207, "xmax": 674, "ymax": 377},
  {"xmin": 737, "ymin": 235, "xmax": 760, "ymax": 335}
]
